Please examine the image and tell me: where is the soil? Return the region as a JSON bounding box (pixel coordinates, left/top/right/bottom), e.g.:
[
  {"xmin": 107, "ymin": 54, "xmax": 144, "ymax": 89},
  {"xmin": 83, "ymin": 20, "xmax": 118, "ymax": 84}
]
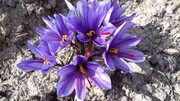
[{"xmin": 0, "ymin": 0, "xmax": 180, "ymax": 101}]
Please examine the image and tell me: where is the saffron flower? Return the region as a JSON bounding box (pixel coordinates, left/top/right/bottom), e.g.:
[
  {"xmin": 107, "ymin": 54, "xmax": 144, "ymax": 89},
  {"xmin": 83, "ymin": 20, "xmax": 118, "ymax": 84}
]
[
  {"xmin": 17, "ymin": 41, "xmax": 56, "ymax": 74},
  {"xmin": 103, "ymin": 21, "xmax": 145, "ymax": 72},
  {"xmin": 68, "ymin": 0, "xmax": 115, "ymax": 46},
  {"xmin": 57, "ymin": 55, "xmax": 111, "ymax": 100},
  {"xmin": 36, "ymin": 14, "xmax": 74, "ymax": 53},
  {"xmin": 104, "ymin": 0, "xmax": 135, "ymax": 27}
]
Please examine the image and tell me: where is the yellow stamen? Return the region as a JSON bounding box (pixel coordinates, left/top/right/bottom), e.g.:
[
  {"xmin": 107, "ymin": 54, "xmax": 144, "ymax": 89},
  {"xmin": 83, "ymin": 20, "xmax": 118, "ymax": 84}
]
[
  {"xmin": 79, "ymin": 64, "xmax": 86, "ymax": 74},
  {"xmin": 43, "ymin": 59, "xmax": 50, "ymax": 65},
  {"xmin": 109, "ymin": 48, "xmax": 118, "ymax": 54},
  {"xmin": 87, "ymin": 30, "xmax": 95, "ymax": 37},
  {"xmin": 62, "ymin": 35, "xmax": 68, "ymax": 42}
]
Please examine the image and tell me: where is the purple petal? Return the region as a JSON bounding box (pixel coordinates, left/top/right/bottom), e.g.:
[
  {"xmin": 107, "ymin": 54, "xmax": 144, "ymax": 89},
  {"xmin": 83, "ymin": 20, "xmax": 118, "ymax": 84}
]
[
  {"xmin": 80, "ymin": 4, "xmax": 92, "ymax": 29},
  {"xmin": 98, "ymin": 23, "xmax": 116, "ymax": 36},
  {"xmin": 67, "ymin": 32, "xmax": 74, "ymax": 42},
  {"xmin": 113, "ymin": 21, "xmax": 135, "ymax": 40},
  {"xmin": 60, "ymin": 41, "xmax": 69, "ymax": 48},
  {"xmin": 41, "ymin": 64, "xmax": 52, "ymax": 74},
  {"xmin": 118, "ymin": 49, "xmax": 145, "ymax": 63},
  {"xmin": 103, "ymin": 7, "xmax": 114, "ymax": 25},
  {"xmin": 103, "ymin": 52, "xmax": 116, "ymax": 70},
  {"xmin": 73, "ymin": 55, "xmax": 87, "ymax": 66},
  {"xmin": 93, "ymin": 36, "xmax": 106, "ymax": 47},
  {"xmin": 88, "ymin": 0, "xmax": 99, "ymax": 10},
  {"xmin": 111, "ymin": 0, "xmax": 119, "ymax": 7},
  {"xmin": 90, "ymin": 72, "xmax": 111, "ymax": 89},
  {"xmin": 28, "ymin": 42, "xmax": 44, "ymax": 58},
  {"xmin": 113, "ymin": 34, "xmax": 141, "ymax": 49},
  {"xmin": 85, "ymin": 62, "xmax": 104, "ymax": 77},
  {"xmin": 46, "ymin": 41, "xmax": 61, "ymax": 53},
  {"xmin": 57, "ymin": 73, "xmax": 76, "ymax": 97},
  {"xmin": 77, "ymin": 33, "xmax": 90, "ymax": 42},
  {"xmin": 94, "ymin": 4, "xmax": 107, "ymax": 29},
  {"xmin": 65, "ymin": 0, "xmax": 75, "ymax": 11},
  {"xmin": 111, "ymin": 55, "xmax": 133, "ymax": 72},
  {"xmin": 69, "ymin": 17, "xmax": 83, "ymax": 33},
  {"xmin": 113, "ymin": 13, "xmax": 136, "ymax": 27},
  {"xmin": 54, "ymin": 14, "xmax": 69, "ymax": 36},
  {"xmin": 86, "ymin": 62, "xmax": 104, "ymax": 73},
  {"xmin": 39, "ymin": 40, "xmax": 53, "ymax": 56},
  {"xmin": 42, "ymin": 33, "xmax": 60, "ymax": 42},
  {"xmin": 75, "ymin": 73, "xmax": 86, "ymax": 100},
  {"xmin": 36, "ymin": 28, "xmax": 54, "ymax": 36},
  {"xmin": 110, "ymin": 5, "xmax": 128, "ymax": 22},
  {"xmin": 42, "ymin": 17, "xmax": 57, "ymax": 33},
  {"xmin": 108, "ymin": 21, "xmax": 136, "ymax": 47},
  {"xmin": 57, "ymin": 64, "xmax": 76, "ymax": 76},
  {"xmin": 17, "ymin": 60, "xmax": 43, "ymax": 71}
]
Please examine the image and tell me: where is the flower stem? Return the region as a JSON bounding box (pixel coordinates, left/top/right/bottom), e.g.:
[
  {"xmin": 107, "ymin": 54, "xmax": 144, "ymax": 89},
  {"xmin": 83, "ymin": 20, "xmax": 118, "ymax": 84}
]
[{"xmin": 70, "ymin": 42, "xmax": 80, "ymax": 55}]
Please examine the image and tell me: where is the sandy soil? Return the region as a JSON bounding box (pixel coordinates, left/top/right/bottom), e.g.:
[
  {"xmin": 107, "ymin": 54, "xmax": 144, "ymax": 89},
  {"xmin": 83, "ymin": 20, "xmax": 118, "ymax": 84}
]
[{"xmin": 0, "ymin": 0, "xmax": 180, "ymax": 101}]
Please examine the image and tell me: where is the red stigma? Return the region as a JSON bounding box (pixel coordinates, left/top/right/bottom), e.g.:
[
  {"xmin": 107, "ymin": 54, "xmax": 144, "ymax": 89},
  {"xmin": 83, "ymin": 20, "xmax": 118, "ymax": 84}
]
[{"xmin": 101, "ymin": 31, "xmax": 111, "ymax": 35}]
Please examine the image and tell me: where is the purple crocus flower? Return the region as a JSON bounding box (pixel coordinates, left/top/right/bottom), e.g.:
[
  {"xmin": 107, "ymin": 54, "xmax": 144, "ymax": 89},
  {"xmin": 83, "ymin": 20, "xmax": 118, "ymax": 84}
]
[
  {"xmin": 68, "ymin": 0, "xmax": 115, "ymax": 47},
  {"xmin": 17, "ymin": 41, "xmax": 56, "ymax": 74},
  {"xmin": 103, "ymin": 21, "xmax": 145, "ymax": 72},
  {"xmin": 57, "ymin": 55, "xmax": 111, "ymax": 100},
  {"xmin": 36, "ymin": 14, "xmax": 74, "ymax": 53},
  {"xmin": 104, "ymin": 0, "xmax": 135, "ymax": 27}
]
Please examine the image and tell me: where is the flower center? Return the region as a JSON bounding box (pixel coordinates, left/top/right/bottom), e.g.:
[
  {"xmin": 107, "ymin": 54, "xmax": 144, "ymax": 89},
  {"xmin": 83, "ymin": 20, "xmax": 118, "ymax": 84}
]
[
  {"xmin": 79, "ymin": 64, "xmax": 86, "ymax": 74},
  {"xmin": 87, "ymin": 30, "xmax": 95, "ymax": 37},
  {"xmin": 43, "ymin": 59, "xmax": 50, "ymax": 65},
  {"xmin": 62, "ymin": 35, "xmax": 68, "ymax": 42},
  {"xmin": 109, "ymin": 48, "xmax": 118, "ymax": 54}
]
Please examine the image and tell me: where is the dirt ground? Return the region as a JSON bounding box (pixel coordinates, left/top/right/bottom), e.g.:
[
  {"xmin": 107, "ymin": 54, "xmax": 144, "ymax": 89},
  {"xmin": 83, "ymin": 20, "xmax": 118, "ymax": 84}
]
[{"xmin": 0, "ymin": 0, "xmax": 180, "ymax": 101}]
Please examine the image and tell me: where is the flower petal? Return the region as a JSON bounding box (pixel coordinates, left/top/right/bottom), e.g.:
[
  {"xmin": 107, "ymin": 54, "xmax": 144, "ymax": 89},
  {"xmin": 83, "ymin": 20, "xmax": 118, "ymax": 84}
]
[
  {"xmin": 28, "ymin": 42, "xmax": 44, "ymax": 58},
  {"xmin": 114, "ymin": 34, "xmax": 141, "ymax": 49},
  {"xmin": 42, "ymin": 17, "xmax": 57, "ymax": 33},
  {"xmin": 77, "ymin": 32, "xmax": 90, "ymax": 42},
  {"xmin": 67, "ymin": 32, "xmax": 74, "ymax": 42},
  {"xmin": 47, "ymin": 41, "xmax": 61, "ymax": 53},
  {"xmin": 41, "ymin": 33, "xmax": 60, "ymax": 42},
  {"xmin": 103, "ymin": 52, "xmax": 116, "ymax": 70},
  {"xmin": 98, "ymin": 23, "xmax": 116, "ymax": 36},
  {"xmin": 86, "ymin": 62, "xmax": 104, "ymax": 73},
  {"xmin": 36, "ymin": 28, "xmax": 53, "ymax": 36},
  {"xmin": 57, "ymin": 73, "xmax": 76, "ymax": 97},
  {"xmin": 112, "ymin": 21, "xmax": 136, "ymax": 43},
  {"xmin": 113, "ymin": 13, "xmax": 136, "ymax": 27},
  {"xmin": 111, "ymin": 55, "xmax": 133, "ymax": 72},
  {"xmin": 110, "ymin": 5, "xmax": 128, "ymax": 22},
  {"xmin": 103, "ymin": 7, "xmax": 113, "ymax": 25},
  {"xmin": 75, "ymin": 73, "xmax": 86, "ymax": 101},
  {"xmin": 39, "ymin": 40, "xmax": 53, "ymax": 56},
  {"xmin": 90, "ymin": 72, "xmax": 111, "ymax": 89},
  {"xmin": 118, "ymin": 49, "xmax": 145, "ymax": 63},
  {"xmin": 17, "ymin": 60, "xmax": 43, "ymax": 71},
  {"xmin": 54, "ymin": 14, "xmax": 69, "ymax": 36},
  {"xmin": 65, "ymin": 0, "xmax": 75, "ymax": 11},
  {"xmin": 93, "ymin": 36, "xmax": 106, "ymax": 47},
  {"xmin": 85, "ymin": 62, "xmax": 104, "ymax": 77},
  {"xmin": 73, "ymin": 55, "xmax": 87, "ymax": 66},
  {"xmin": 41, "ymin": 64, "xmax": 52, "ymax": 74},
  {"xmin": 57, "ymin": 64, "xmax": 76, "ymax": 76}
]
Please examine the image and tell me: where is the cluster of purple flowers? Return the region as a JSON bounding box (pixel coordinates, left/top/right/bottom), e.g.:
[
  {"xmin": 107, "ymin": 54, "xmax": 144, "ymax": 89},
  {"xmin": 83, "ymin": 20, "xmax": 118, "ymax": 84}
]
[{"xmin": 17, "ymin": 0, "xmax": 145, "ymax": 100}]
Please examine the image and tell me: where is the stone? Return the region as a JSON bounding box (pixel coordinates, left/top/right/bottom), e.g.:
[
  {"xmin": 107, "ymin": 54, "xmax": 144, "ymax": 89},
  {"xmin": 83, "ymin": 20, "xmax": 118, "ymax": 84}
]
[{"xmin": 163, "ymin": 48, "xmax": 179, "ymax": 55}]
